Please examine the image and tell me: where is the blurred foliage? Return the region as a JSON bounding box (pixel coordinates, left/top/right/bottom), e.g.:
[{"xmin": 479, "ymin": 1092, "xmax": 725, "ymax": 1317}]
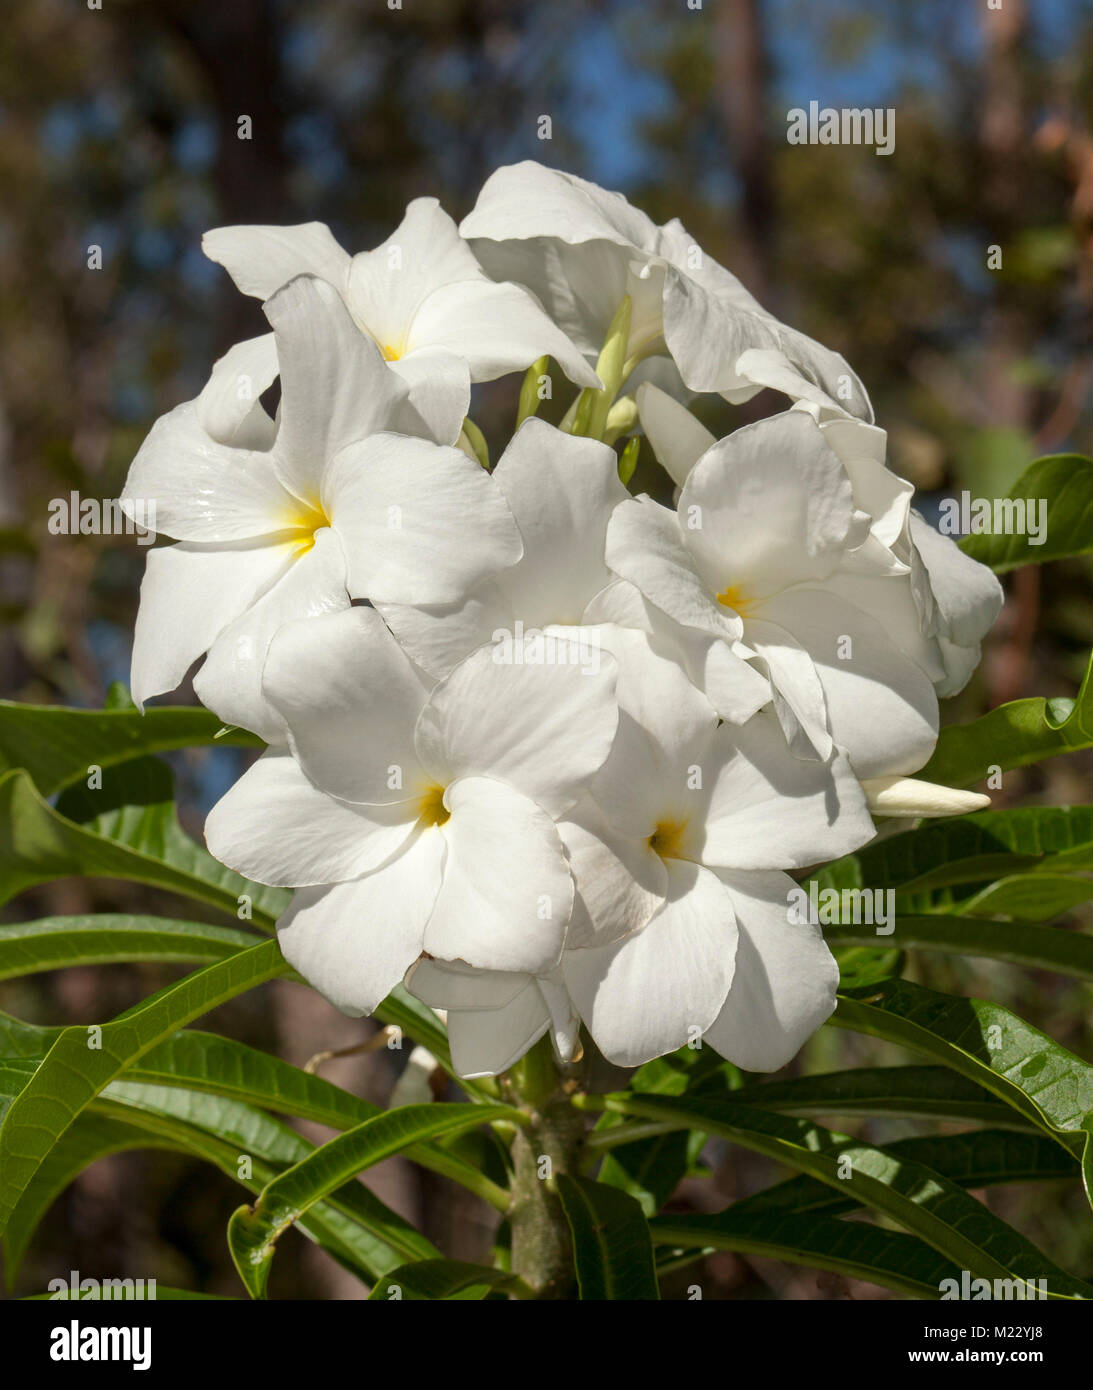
[{"xmin": 0, "ymin": 0, "xmax": 1092, "ymax": 1299}]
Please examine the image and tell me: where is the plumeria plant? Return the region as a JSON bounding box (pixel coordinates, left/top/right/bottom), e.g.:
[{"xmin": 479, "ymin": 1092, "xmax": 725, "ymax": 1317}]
[{"xmin": 2, "ymin": 163, "xmax": 1093, "ymax": 1301}]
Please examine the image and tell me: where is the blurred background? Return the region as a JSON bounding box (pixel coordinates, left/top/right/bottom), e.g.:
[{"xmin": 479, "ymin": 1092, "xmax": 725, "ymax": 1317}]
[{"xmin": 1, "ymin": 0, "xmax": 1091, "ymax": 1299}]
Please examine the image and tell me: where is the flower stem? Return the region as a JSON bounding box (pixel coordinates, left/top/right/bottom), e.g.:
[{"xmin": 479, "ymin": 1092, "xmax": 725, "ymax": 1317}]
[{"xmin": 501, "ymin": 1035, "xmax": 584, "ymax": 1298}]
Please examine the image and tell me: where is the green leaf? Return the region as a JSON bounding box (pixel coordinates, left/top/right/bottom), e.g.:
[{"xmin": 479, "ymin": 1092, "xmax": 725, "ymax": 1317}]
[
  {"xmin": 832, "ymin": 979, "xmax": 1093, "ymax": 1201},
  {"xmin": 226, "ymin": 1102, "xmax": 515, "ymax": 1298},
  {"xmin": 597, "ymin": 1093, "xmax": 1091, "ymax": 1299},
  {"xmin": 722, "ymin": 1066, "xmax": 1037, "ymax": 1129},
  {"xmin": 733, "ymin": 1129, "xmax": 1078, "ymax": 1218},
  {"xmin": 0, "ymin": 914, "xmax": 259, "ymax": 980},
  {"xmin": 0, "ymin": 695, "xmax": 262, "ymax": 797},
  {"xmin": 823, "ymin": 914, "xmax": 1093, "ymax": 982},
  {"xmin": 595, "ymin": 1129, "xmax": 691, "ymax": 1218},
  {"xmin": 833, "ymin": 944, "xmax": 904, "ymax": 988},
  {"xmin": 810, "ymin": 805, "xmax": 1093, "ymax": 898},
  {"xmin": 954, "ymin": 874, "xmax": 1093, "ymax": 921},
  {"xmin": 0, "ymin": 1003, "xmax": 505, "ymax": 1208},
  {"xmin": 0, "ymin": 939, "xmax": 289, "ymax": 1233},
  {"xmin": 651, "ymin": 1209, "xmax": 961, "ymax": 1299},
  {"xmin": 0, "ymin": 766, "xmax": 288, "ymax": 925},
  {"xmin": 555, "ymin": 1174, "xmax": 660, "ymax": 1300},
  {"xmin": 1, "ymin": 1106, "xmax": 180, "ymax": 1285},
  {"xmin": 97, "ymin": 1080, "xmax": 437, "ymax": 1281},
  {"xmin": 958, "ymin": 453, "xmax": 1093, "ymax": 571},
  {"xmin": 921, "ymin": 651, "xmax": 1093, "ymax": 787},
  {"xmin": 0, "ymin": 1058, "xmax": 435, "ymax": 1288},
  {"xmin": 366, "ymin": 1259, "xmax": 529, "ymax": 1301},
  {"xmin": 120, "ymin": 1028, "xmax": 508, "ymax": 1209}
]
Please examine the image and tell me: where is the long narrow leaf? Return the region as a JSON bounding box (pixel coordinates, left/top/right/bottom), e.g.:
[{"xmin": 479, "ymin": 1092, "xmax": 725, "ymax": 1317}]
[
  {"xmin": 227, "ymin": 1102, "xmax": 516, "ymax": 1297},
  {"xmin": 0, "ymin": 915, "xmax": 259, "ymax": 980},
  {"xmin": 594, "ymin": 1093, "xmax": 1092, "ymax": 1299},
  {"xmin": 556, "ymin": 1174, "xmax": 660, "ymax": 1300},
  {"xmin": 0, "ymin": 939, "xmax": 288, "ymax": 1233}
]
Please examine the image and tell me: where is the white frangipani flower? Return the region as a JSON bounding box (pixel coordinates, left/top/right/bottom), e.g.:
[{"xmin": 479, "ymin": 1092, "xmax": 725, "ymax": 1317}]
[
  {"xmin": 637, "ymin": 369, "xmax": 913, "ymax": 575},
  {"xmin": 159, "ymin": 166, "xmax": 1007, "ymax": 1083},
  {"xmin": 638, "ymin": 358, "xmax": 1003, "ymax": 699},
  {"xmin": 606, "ymin": 409, "xmax": 940, "ymax": 779},
  {"xmin": 205, "ymin": 607, "xmax": 619, "ymax": 1013},
  {"xmin": 203, "ymin": 197, "xmax": 600, "ymax": 445},
  {"xmin": 460, "ymin": 161, "xmax": 871, "ymax": 416},
  {"xmin": 556, "ymin": 623, "xmax": 875, "ymax": 1070},
  {"xmin": 122, "ymin": 275, "xmax": 522, "ymax": 740}
]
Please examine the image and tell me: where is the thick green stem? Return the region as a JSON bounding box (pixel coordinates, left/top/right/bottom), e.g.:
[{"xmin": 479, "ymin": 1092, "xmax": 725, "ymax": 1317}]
[{"xmin": 502, "ymin": 1036, "xmax": 584, "ymax": 1298}]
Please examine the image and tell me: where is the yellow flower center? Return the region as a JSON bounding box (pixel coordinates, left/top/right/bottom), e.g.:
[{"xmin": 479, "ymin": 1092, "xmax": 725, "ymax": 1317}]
[
  {"xmin": 281, "ymin": 497, "xmax": 332, "ymax": 555},
  {"xmin": 716, "ymin": 583, "xmax": 754, "ymax": 617},
  {"xmin": 416, "ymin": 783, "xmax": 450, "ymax": 829},
  {"xmin": 381, "ymin": 343, "xmax": 401, "ymax": 362},
  {"xmin": 648, "ymin": 818, "xmax": 689, "ymax": 861}
]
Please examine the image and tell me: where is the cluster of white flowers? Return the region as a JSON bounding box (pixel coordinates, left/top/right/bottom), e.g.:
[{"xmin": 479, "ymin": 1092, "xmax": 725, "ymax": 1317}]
[{"xmin": 122, "ymin": 163, "xmax": 1003, "ymax": 1079}]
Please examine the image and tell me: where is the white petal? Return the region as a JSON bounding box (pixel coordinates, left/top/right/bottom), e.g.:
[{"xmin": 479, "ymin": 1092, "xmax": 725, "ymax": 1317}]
[
  {"xmin": 563, "ymin": 858, "xmax": 737, "ymax": 1068},
  {"xmin": 909, "ymin": 513, "xmax": 1003, "ymax": 696},
  {"xmin": 584, "ymin": 581, "xmax": 770, "ymax": 725},
  {"xmin": 584, "ymin": 625, "xmax": 717, "ymax": 836},
  {"xmin": 472, "ymin": 235, "xmax": 660, "ymax": 362},
  {"xmin": 424, "ymin": 777, "xmax": 573, "ymax": 974},
  {"xmin": 862, "ymin": 776, "xmax": 991, "ymax": 818},
  {"xmin": 323, "ymin": 432, "xmax": 522, "ymax": 604},
  {"xmin": 823, "ymin": 568, "xmax": 944, "ymax": 685},
  {"xmin": 704, "ymin": 869, "xmax": 839, "ymax": 1072},
  {"xmin": 379, "ymin": 415, "xmax": 627, "ymax": 679},
  {"xmin": 699, "ymin": 710, "xmax": 873, "ymax": 870},
  {"xmin": 699, "ymin": 635, "xmax": 773, "ymax": 725},
  {"xmin": 389, "ymin": 346, "xmax": 471, "ymax": 446},
  {"xmin": 444, "ymin": 983, "xmax": 551, "ymax": 1079},
  {"xmin": 130, "ymin": 538, "xmax": 293, "ymax": 709},
  {"xmin": 204, "ymin": 749, "xmax": 416, "ymax": 886},
  {"xmin": 264, "ymin": 275, "xmax": 409, "ymax": 501},
  {"xmin": 262, "ymin": 606, "xmax": 432, "ymax": 805},
  {"xmin": 537, "ymin": 972, "xmax": 583, "ymax": 1065},
  {"xmin": 733, "ymin": 347, "xmax": 844, "ymax": 416},
  {"xmin": 680, "ymin": 411, "xmax": 854, "ymax": 599},
  {"xmin": 374, "ymin": 583, "xmax": 511, "ymax": 680},
  {"xmin": 415, "ymin": 637, "xmax": 618, "ymax": 817},
  {"xmin": 460, "ymin": 161, "xmax": 659, "ymax": 252},
  {"xmin": 346, "ymin": 198, "xmax": 488, "ymax": 350},
  {"xmin": 756, "ymin": 586, "xmax": 939, "ymax": 780},
  {"xmin": 277, "ymin": 831, "xmax": 444, "ymax": 1016},
  {"xmin": 407, "ymin": 957, "xmax": 529, "ymax": 1012},
  {"xmin": 744, "ymin": 617, "xmax": 833, "ymax": 760},
  {"xmin": 202, "ymin": 221, "xmax": 351, "ymax": 300},
  {"xmin": 635, "ymin": 381, "xmax": 715, "ymax": 488},
  {"xmin": 606, "ymin": 496, "xmax": 740, "ymax": 642},
  {"xmin": 491, "ymin": 418, "xmax": 626, "ymax": 625},
  {"xmin": 558, "ymin": 797, "xmax": 667, "ymax": 949},
  {"xmin": 193, "ymin": 527, "xmax": 350, "ymax": 743},
  {"xmin": 121, "ymin": 401, "xmax": 298, "ymax": 542},
  {"xmin": 660, "ymin": 254, "xmax": 872, "ymax": 418},
  {"xmin": 196, "ymin": 335, "xmax": 279, "ymax": 448},
  {"xmin": 819, "ymin": 417, "xmax": 911, "ymax": 552},
  {"xmin": 408, "ymin": 278, "xmax": 599, "ymax": 387}
]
